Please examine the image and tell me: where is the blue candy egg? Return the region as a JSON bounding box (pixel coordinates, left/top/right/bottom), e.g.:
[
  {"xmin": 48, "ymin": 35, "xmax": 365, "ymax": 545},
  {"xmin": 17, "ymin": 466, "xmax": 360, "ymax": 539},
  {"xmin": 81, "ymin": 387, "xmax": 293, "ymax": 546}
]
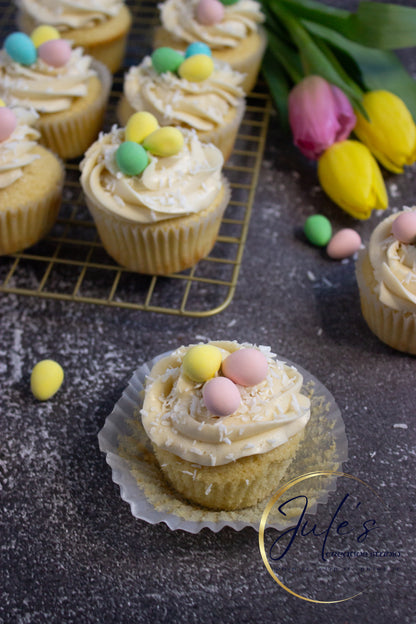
[
  {"xmin": 184, "ymin": 42, "xmax": 212, "ymax": 59},
  {"xmin": 5, "ymin": 32, "xmax": 37, "ymax": 66}
]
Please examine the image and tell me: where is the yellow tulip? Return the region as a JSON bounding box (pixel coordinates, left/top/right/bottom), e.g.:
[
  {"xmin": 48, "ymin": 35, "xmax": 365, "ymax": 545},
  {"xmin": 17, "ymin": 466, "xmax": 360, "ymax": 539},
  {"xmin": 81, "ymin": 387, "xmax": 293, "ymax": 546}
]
[
  {"xmin": 354, "ymin": 90, "xmax": 416, "ymax": 173},
  {"xmin": 317, "ymin": 140, "xmax": 388, "ymax": 219}
]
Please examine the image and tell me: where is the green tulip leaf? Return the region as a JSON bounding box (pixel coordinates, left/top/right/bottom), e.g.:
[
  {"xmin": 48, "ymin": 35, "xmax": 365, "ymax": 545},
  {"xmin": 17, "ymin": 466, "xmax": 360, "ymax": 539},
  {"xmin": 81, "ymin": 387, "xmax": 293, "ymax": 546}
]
[
  {"xmin": 262, "ymin": 49, "xmax": 291, "ymax": 128},
  {"xmin": 349, "ymin": 2, "xmax": 416, "ymax": 50}
]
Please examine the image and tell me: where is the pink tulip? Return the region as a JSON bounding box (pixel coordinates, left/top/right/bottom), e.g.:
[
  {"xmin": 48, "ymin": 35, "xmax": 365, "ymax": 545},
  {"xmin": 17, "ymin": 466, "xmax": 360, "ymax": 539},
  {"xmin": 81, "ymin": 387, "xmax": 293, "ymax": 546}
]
[{"xmin": 288, "ymin": 75, "xmax": 356, "ymax": 160}]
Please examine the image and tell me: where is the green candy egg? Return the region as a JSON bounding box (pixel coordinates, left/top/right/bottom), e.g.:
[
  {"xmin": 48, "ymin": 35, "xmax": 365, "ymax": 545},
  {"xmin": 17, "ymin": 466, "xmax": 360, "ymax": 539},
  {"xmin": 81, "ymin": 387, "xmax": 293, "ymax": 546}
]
[
  {"xmin": 151, "ymin": 47, "xmax": 184, "ymax": 74},
  {"xmin": 116, "ymin": 141, "xmax": 148, "ymax": 176},
  {"xmin": 219, "ymin": 0, "xmax": 239, "ymax": 5},
  {"xmin": 304, "ymin": 214, "xmax": 332, "ymax": 247}
]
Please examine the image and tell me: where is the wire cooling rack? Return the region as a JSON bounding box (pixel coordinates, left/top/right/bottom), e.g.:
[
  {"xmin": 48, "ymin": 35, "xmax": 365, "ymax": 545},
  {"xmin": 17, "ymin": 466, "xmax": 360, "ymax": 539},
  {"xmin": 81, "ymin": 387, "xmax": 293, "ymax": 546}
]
[{"xmin": 0, "ymin": 0, "xmax": 271, "ymax": 316}]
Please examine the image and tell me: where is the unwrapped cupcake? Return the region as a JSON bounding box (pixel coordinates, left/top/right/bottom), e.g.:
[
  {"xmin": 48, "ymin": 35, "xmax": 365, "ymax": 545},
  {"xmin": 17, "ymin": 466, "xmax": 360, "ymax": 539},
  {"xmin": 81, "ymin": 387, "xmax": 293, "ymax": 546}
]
[
  {"xmin": 141, "ymin": 341, "xmax": 311, "ymax": 510},
  {"xmin": 16, "ymin": 0, "xmax": 132, "ymax": 74},
  {"xmin": 0, "ymin": 29, "xmax": 111, "ymax": 160},
  {"xmin": 154, "ymin": 0, "xmax": 266, "ymax": 93},
  {"xmin": 355, "ymin": 208, "xmax": 416, "ymax": 354},
  {"xmin": 118, "ymin": 44, "xmax": 245, "ymax": 161},
  {"xmin": 0, "ymin": 104, "xmax": 64, "ymax": 255},
  {"xmin": 80, "ymin": 113, "xmax": 230, "ymax": 275}
]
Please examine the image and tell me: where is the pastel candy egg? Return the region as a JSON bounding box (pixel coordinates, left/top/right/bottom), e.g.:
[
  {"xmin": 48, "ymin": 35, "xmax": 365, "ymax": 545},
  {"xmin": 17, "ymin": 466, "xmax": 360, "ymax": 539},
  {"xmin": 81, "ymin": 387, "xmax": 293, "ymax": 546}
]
[
  {"xmin": 222, "ymin": 348, "xmax": 268, "ymax": 387},
  {"xmin": 304, "ymin": 214, "xmax": 332, "ymax": 247},
  {"xmin": 30, "ymin": 359, "xmax": 64, "ymax": 401},
  {"xmin": 178, "ymin": 54, "xmax": 214, "ymax": 82},
  {"xmin": 0, "ymin": 99, "xmax": 6, "ymax": 107},
  {"xmin": 38, "ymin": 39, "xmax": 72, "ymax": 67},
  {"xmin": 125, "ymin": 112, "xmax": 159, "ymax": 144},
  {"xmin": 203, "ymin": 377, "xmax": 241, "ymax": 417},
  {"xmin": 5, "ymin": 32, "xmax": 37, "ymax": 66},
  {"xmin": 0, "ymin": 107, "xmax": 17, "ymax": 142},
  {"xmin": 30, "ymin": 25, "xmax": 60, "ymax": 48},
  {"xmin": 116, "ymin": 141, "xmax": 149, "ymax": 176},
  {"xmin": 151, "ymin": 47, "xmax": 184, "ymax": 74},
  {"xmin": 326, "ymin": 228, "xmax": 361, "ymax": 259},
  {"xmin": 220, "ymin": 0, "xmax": 239, "ymax": 5},
  {"xmin": 142, "ymin": 127, "xmax": 184, "ymax": 157},
  {"xmin": 185, "ymin": 42, "xmax": 212, "ymax": 58},
  {"xmin": 391, "ymin": 211, "xmax": 416, "ymax": 244},
  {"xmin": 182, "ymin": 344, "xmax": 222, "ymax": 383},
  {"xmin": 196, "ymin": 0, "xmax": 225, "ymax": 25}
]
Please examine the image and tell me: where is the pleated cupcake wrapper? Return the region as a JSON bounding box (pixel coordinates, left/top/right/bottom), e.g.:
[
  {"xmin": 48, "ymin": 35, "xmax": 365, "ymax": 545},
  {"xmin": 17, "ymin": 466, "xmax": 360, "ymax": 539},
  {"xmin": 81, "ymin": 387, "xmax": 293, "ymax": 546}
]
[
  {"xmin": 38, "ymin": 60, "xmax": 112, "ymax": 160},
  {"xmin": 356, "ymin": 251, "xmax": 416, "ymax": 355},
  {"xmin": 86, "ymin": 179, "xmax": 230, "ymax": 275},
  {"xmin": 0, "ymin": 169, "xmax": 64, "ymax": 255}
]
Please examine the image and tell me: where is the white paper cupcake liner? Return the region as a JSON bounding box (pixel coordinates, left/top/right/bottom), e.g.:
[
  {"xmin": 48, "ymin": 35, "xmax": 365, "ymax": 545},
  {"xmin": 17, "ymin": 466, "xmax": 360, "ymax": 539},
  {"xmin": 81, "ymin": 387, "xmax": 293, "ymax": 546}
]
[{"xmin": 98, "ymin": 351, "xmax": 348, "ymax": 533}]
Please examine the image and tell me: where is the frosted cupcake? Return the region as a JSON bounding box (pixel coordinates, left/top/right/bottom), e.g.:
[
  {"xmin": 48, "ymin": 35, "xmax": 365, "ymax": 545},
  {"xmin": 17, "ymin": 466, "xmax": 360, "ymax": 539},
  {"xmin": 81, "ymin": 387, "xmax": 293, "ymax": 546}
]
[
  {"xmin": 80, "ymin": 114, "xmax": 230, "ymax": 275},
  {"xmin": 355, "ymin": 208, "xmax": 416, "ymax": 354},
  {"xmin": 154, "ymin": 0, "xmax": 266, "ymax": 93},
  {"xmin": 16, "ymin": 0, "xmax": 132, "ymax": 74},
  {"xmin": 0, "ymin": 30, "xmax": 111, "ymax": 160},
  {"xmin": 118, "ymin": 44, "xmax": 245, "ymax": 161},
  {"xmin": 141, "ymin": 341, "xmax": 311, "ymax": 510},
  {"xmin": 0, "ymin": 105, "xmax": 64, "ymax": 255}
]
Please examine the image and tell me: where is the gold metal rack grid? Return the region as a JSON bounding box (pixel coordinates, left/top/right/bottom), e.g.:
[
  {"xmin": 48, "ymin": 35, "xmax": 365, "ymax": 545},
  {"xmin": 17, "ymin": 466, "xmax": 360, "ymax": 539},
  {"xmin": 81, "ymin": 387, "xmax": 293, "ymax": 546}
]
[{"xmin": 0, "ymin": 0, "xmax": 272, "ymax": 317}]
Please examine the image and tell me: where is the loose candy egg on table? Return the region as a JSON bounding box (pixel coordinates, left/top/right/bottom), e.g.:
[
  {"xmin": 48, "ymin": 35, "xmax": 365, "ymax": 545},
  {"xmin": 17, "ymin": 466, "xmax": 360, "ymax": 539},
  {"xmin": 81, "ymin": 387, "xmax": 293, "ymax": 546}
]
[
  {"xmin": 182, "ymin": 344, "xmax": 222, "ymax": 383},
  {"xmin": 125, "ymin": 112, "xmax": 159, "ymax": 144},
  {"xmin": 0, "ymin": 107, "xmax": 17, "ymax": 142},
  {"xmin": 326, "ymin": 228, "xmax": 361, "ymax": 260},
  {"xmin": 116, "ymin": 141, "xmax": 149, "ymax": 176},
  {"xmin": 142, "ymin": 127, "xmax": 184, "ymax": 157},
  {"xmin": 0, "ymin": 99, "xmax": 6, "ymax": 107},
  {"xmin": 5, "ymin": 32, "xmax": 37, "ymax": 65},
  {"xmin": 178, "ymin": 54, "xmax": 214, "ymax": 82},
  {"xmin": 304, "ymin": 214, "xmax": 332, "ymax": 247},
  {"xmin": 38, "ymin": 39, "xmax": 72, "ymax": 67},
  {"xmin": 30, "ymin": 24, "xmax": 60, "ymax": 48},
  {"xmin": 222, "ymin": 348, "xmax": 268, "ymax": 387},
  {"xmin": 185, "ymin": 42, "xmax": 212, "ymax": 58},
  {"xmin": 151, "ymin": 47, "xmax": 184, "ymax": 74},
  {"xmin": 391, "ymin": 211, "xmax": 416, "ymax": 244},
  {"xmin": 30, "ymin": 359, "xmax": 64, "ymax": 401},
  {"xmin": 203, "ymin": 376, "xmax": 241, "ymax": 417},
  {"xmin": 195, "ymin": 0, "xmax": 225, "ymax": 25}
]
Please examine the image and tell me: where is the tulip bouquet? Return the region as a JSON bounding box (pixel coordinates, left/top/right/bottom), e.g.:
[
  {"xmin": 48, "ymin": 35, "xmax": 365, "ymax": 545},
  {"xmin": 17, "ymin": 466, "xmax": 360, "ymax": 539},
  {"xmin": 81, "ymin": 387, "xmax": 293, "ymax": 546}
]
[{"xmin": 261, "ymin": 0, "xmax": 416, "ymax": 219}]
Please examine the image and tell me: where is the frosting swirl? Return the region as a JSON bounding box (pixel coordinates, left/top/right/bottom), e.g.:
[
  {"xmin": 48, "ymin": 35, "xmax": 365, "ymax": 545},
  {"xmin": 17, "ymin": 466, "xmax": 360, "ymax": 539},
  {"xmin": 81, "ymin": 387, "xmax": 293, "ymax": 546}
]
[
  {"xmin": 124, "ymin": 56, "xmax": 244, "ymax": 132},
  {"xmin": 141, "ymin": 341, "xmax": 311, "ymax": 466},
  {"xmin": 0, "ymin": 47, "xmax": 96, "ymax": 114},
  {"xmin": 160, "ymin": 0, "xmax": 265, "ymax": 49},
  {"xmin": 0, "ymin": 107, "xmax": 40, "ymax": 189},
  {"xmin": 18, "ymin": 0, "xmax": 123, "ymax": 30},
  {"xmin": 368, "ymin": 209, "xmax": 416, "ymax": 313},
  {"xmin": 80, "ymin": 127, "xmax": 225, "ymax": 223}
]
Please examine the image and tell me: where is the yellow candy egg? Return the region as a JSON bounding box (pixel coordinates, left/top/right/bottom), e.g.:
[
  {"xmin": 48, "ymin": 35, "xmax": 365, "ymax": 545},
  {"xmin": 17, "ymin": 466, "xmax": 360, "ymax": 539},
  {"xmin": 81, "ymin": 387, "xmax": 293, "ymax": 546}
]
[
  {"xmin": 0, "ymin": 99, "xmax": 5, "ymax": 107},
  {"xmin": 178, "ymin": 54, "xmax": 214, "ymax": 82},
  {"xmin": 30, "ymin": 25, "xmax": 61, "ymax": 48},
  {"xmin": 125, "ymin": 111, "xmax": 159, "ymax": 144},
  {"xmin": 142, "ymin": 126, "xmax": 184, "ymax": 157},
  {"xmin": 182, "ymin": 345, "xmax": 222, "ymax": 383},
  {"xmin": 30, "ymin": 359, "xmax": 64, "ymax": 401}
]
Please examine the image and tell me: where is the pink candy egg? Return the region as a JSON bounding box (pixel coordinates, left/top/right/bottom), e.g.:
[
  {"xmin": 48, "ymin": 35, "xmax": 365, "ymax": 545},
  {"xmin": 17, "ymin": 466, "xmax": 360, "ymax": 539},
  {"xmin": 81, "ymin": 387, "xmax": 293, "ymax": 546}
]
[
  {"xmin": 0, "ymin": 107, "xmax": 17, "ymax": 142},
  {"xmin": 203, "ymin": 377, "xmax": 241, "ymax": 417},
  {"xmin": 326, "ymin": 228, "xmax": 361, "ymax": 260},
  {"xmin": 391, "ymin": 211, "xmax": 416, "ymax": 244},
  {"xmin": 38, "ymin": 39, "xmax": 72, "ymax": 67},
  {"xmin": 222, "ymin": 348, "xmax": 268, "ymax": 387},
  {"xmin": 196, "ymin": 0, "xmax": 225, "ymax": 25}
]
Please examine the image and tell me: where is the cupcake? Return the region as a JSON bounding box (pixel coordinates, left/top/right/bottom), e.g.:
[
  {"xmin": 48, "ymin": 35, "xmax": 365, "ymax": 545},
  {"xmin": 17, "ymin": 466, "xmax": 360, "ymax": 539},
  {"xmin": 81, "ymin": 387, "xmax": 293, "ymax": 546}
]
[
  {"xmin": 0, "ymin": 105, "xmax": 64, "ymax": 256},
  {"xmin": 154, "ymin": 0, "xmax": 266, "ymax": 93},
  {"xmin": 0, "ymin": 30, "xmax": 111, "ymax": 160},
  {"xmin": 117, "ymin": 44, "xmax": 245, "ymax": 161},
  {"xmin": 16, "ymin": 0, "xmax": 132, "ymax": 74},
  {"xmin": 80, "ymin": 114, "xmax": 230, "ymax": 275},
  {"xmin": 141, "ymin": 341, "xmax": 311, "ymax": 510},
  {"xmin": 355, "ymin": 208, "xmax": 416, "ymax": 354}
]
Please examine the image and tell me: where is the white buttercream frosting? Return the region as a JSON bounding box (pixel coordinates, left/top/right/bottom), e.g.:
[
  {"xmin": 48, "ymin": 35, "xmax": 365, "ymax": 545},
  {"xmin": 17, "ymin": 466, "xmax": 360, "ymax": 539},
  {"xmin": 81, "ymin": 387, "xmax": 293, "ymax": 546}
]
[
  {"xmin": 141, "ymin": 341, "xmax": 311, "ymax": 466},
  {"xmin": 80, "ymin": 127, "xmax": 225, "ymax": 223},
  {"xmin": 0, "ymin": 107, "xmax": 40, "ymax": 189},
  {"xmin": 124, "ymin": 56, "xmax": 244, "ymax": 132},
  {"xmin": 159, "ymin": 0, "xmax": 264, "ymax": 49},
  {"xmin": 368, "ymin": 209, "xmax": 416, "ymax": 314},
  {"xmin": 18, "ymin": 0, "xmax": 123, "ymax": 29},
  {"xmin": 0, "ymin": 47, "xmax": 97, "ymax": 114}
]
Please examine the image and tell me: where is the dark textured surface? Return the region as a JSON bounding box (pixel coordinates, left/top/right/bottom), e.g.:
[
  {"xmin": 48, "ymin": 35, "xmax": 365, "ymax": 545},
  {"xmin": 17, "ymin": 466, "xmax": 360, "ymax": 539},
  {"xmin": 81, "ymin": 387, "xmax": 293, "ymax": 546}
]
[{"xmin": 1, "ymin": 1, "xmax": 416, "ymax": 623}]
